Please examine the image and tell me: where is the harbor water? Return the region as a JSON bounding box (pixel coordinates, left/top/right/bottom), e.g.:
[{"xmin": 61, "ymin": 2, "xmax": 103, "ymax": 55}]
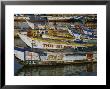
[
  {"xmin": 14, "ymin": 62, "xmax": 97, "ymax": 76},
  {"xmin": 14, "ymin": 38, "xmax": 97, "ymax": 76}
]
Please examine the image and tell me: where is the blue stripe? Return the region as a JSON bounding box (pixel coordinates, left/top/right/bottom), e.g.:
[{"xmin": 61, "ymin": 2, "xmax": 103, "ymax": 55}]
[{"xmin": 14, "ymin": 47, "xmax": 32, "ymax": 52}]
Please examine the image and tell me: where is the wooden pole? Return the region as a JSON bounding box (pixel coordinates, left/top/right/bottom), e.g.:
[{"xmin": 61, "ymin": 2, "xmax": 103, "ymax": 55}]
[{"xmin": 31, "ymin": 40, "xmax": 34, "ymax": 65}]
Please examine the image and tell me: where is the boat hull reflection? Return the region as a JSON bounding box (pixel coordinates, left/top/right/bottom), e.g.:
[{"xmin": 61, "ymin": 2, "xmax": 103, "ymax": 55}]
[{"xmin": 15, "ymin": 63, "xmax": 97, "ymax": 76}]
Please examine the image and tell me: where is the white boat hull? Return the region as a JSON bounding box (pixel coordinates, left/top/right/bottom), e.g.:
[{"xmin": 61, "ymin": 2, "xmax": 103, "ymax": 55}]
[
  {"xmin": 18, "ymin": 33, "xmax": 81, "ymax": 49},
  {"xmin": 14, "ymin": 48, "xmax": 86, "ymax": 62}
]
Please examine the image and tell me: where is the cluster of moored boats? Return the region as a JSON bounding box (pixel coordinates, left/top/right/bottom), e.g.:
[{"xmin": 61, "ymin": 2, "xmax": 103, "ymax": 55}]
[{"xmin": 14, "ymin": 14, "xmax": 97, "ymax": 66}]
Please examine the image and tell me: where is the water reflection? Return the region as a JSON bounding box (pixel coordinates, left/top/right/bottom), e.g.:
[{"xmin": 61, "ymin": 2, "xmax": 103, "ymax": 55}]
[
  {"xmin": 86, "ymin": 63, "xmax": 94, "ymax": 72},
  {"xmin": 15, "ymin": 63, "xmax": 97, "ymax": 76}
]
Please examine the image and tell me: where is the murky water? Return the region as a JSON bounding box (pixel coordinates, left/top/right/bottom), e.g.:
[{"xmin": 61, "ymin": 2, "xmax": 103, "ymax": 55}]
[
  {"xmin": 14, "ymin": 38, "xmax": 97, "ymax": 76},
  {"xmin": 15, "ymin": 63, "xmax": 97, "ymax": 76}
]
